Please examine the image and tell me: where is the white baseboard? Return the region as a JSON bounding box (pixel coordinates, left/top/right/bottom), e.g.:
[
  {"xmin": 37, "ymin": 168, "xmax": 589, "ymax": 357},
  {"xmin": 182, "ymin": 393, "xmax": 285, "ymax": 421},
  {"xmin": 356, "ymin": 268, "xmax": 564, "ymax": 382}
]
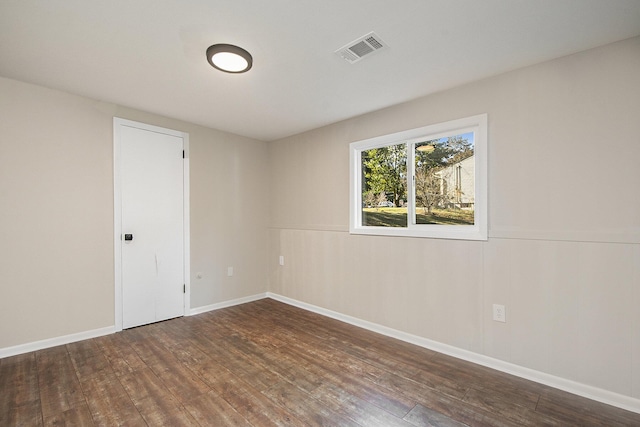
[
  {"xmin": 0, "ymin": 326, "xmax": 115, "ymax": 359},
  {"xmin": 188, "ymin": 292, "xmax": 268, "ymax": 316},
  {"xmin": 0, "ymin": 293, "xmax": 268, "ymax": 359},
  {"xmin": 266, "ymin": 292, "xmax": 640, "ymax": 415}
]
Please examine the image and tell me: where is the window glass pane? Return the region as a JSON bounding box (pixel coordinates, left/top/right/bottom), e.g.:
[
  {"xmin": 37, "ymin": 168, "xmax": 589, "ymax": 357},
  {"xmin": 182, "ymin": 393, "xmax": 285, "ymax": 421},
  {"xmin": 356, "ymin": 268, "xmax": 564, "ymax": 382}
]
[
  {"xmin": 414, "ymin": 132, "xmax": 475, "ymax": 225},
  {"xmin": 361, "ymin": 143, "xmax": 407, "ymax": 227}
]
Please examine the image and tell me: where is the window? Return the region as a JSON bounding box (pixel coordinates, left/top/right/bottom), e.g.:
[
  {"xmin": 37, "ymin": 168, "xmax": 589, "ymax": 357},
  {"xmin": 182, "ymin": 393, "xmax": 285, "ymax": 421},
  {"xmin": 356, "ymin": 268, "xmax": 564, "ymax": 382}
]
[{"xmin": 349, "ymin": 114, "xmax": 487, "ymax": 240}]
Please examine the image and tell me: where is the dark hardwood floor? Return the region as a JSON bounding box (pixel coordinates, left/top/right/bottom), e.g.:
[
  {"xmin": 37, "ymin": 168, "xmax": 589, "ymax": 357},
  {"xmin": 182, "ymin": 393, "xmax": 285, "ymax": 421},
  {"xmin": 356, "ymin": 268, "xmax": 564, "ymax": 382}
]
[{"xmin": 2, "ymin": 298, "xmax": 640, "ymax": 426}]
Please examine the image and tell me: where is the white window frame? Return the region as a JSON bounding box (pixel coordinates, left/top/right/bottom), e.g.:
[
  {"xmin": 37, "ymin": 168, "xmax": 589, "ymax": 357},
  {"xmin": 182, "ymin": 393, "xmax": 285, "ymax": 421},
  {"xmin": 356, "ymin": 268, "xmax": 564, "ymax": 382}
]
[{"xmin": 349, "ymin": 114, "xmax": 487, "ymax": 240}]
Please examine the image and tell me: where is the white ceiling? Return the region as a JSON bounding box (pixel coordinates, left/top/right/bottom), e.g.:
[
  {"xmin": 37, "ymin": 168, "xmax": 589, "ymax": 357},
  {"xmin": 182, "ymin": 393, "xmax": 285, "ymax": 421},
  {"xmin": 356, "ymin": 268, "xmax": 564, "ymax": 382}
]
[{"xmin": 1, "ymin": 1, "xmax": 640, "ymax": 142}]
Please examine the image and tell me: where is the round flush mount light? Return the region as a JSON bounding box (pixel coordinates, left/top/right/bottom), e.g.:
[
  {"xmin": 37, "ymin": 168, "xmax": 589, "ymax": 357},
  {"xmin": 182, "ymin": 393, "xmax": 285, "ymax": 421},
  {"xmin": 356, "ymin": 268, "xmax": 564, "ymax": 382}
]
[
  {"xmin": 416, "ymin": 144, "xmax": 435, "ymax": 153},
  {"xmin": 206, "ymin": 44, "xmax": 253, "ymax": 73}
]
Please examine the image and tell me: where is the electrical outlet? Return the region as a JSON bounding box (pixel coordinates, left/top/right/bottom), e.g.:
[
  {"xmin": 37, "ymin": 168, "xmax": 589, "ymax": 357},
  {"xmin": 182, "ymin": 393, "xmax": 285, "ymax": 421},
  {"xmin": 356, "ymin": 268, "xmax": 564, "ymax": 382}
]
[
  {"xmin": 493, "ymin": 304, "xmax": 506, "ymax": 322},
  {"xmin": 227, "ymin": 267, "xmax": 233, "ymax": 277},
  {"xmin": 279, "ymin": 255, "xmax": 285, "ymax": 266}
]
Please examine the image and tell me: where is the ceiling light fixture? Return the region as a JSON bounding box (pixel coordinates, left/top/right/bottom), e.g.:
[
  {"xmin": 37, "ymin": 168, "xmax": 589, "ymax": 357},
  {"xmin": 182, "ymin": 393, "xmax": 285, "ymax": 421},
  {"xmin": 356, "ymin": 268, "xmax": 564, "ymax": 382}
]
[
  {"xmin": 206, "ymin": 44, "xmax": 253, "ymax": 73},
  {"xmin": 416, "ymin": 144, "xmax": 435, "ymax": 153}
]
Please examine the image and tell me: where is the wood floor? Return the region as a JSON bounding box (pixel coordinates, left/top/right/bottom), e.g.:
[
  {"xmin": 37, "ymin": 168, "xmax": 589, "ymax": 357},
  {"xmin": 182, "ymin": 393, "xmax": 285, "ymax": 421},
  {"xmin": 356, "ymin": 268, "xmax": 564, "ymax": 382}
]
[{"xmin": 2, "ymin": 299, "xmax": 640, "ymax": 426}]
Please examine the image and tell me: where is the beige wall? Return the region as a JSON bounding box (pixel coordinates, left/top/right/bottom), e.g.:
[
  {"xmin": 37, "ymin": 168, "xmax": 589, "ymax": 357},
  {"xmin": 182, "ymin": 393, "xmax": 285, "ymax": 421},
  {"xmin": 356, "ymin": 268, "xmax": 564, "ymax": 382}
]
[
  {"xmin": 0, "ymin": 77, "xmax": 269, "ymax": 349},
  {"xmin": 268, "ymin": 37, "xmax": 640, "ymax": 399}
]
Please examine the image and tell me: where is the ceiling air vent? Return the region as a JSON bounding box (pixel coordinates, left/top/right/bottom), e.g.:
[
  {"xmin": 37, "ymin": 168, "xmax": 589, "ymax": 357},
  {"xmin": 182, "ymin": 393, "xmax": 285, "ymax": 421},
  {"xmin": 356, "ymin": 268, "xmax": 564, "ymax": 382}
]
[{"xmin": 335, "ymin": 32, "xmax": 388, "ymax": 64}]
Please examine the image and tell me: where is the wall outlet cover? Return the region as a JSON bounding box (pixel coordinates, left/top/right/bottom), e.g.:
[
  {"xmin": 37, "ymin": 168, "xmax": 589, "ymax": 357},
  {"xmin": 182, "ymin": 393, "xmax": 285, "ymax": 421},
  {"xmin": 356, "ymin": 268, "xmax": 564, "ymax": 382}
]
[{"xmin": 493, "ymin": 304, "xmax": 506, "ymax": 322}]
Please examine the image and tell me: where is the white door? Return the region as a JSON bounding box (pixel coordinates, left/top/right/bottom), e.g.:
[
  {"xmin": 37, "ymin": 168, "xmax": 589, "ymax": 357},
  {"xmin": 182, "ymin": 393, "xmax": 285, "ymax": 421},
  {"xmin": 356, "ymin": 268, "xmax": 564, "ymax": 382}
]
[{"xmin": 117, "ymin": 120, "xmax": 186, "ymax": 329}]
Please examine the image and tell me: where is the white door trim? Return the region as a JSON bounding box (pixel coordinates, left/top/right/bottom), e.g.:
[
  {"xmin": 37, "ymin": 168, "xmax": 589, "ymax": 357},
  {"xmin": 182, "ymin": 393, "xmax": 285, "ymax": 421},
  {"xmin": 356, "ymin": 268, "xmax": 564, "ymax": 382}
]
[{"xmin": 113, "ymin": 118, "xmax": 190, "ymax": 331}]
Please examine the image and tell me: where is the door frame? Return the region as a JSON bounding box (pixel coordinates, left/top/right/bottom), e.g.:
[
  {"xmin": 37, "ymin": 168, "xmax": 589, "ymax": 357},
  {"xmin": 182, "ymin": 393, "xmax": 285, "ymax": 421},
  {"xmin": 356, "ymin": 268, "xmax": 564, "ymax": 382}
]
[{"xmin": 113, "ymin": 118, "xmax": 190, "ymax": 332}]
